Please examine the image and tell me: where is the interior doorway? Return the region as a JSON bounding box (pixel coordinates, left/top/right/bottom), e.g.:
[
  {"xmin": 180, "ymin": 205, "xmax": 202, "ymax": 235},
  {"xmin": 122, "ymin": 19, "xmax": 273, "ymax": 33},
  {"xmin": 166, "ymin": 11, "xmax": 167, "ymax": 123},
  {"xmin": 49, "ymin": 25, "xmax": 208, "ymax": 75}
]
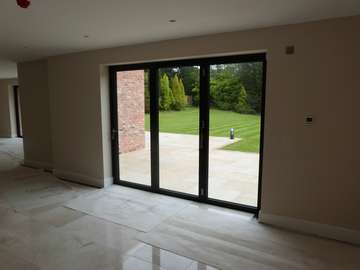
[
  {"xmin": 13, "ymin": 85, "xmax": 23, "ymax": 138},
  {"xmin": 110, "ymin": 54, "xmax": 266, "ymax": 213}
]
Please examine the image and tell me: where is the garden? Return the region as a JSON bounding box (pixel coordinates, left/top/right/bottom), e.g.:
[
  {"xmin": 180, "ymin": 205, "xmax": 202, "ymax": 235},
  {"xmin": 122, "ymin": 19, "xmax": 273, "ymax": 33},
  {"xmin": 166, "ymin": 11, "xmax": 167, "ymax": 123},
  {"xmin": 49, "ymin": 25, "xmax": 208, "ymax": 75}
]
[{"xmin": 144, "ymin": 63, "xmax": 263, "ymax": 153}]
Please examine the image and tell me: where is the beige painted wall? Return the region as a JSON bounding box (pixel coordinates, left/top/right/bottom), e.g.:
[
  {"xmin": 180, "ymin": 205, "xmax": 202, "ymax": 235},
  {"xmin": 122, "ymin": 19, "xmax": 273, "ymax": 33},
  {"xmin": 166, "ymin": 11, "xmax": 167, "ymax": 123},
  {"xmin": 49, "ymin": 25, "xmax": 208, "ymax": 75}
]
[
  {"xmin": 18, "ymin": 15, "xmax": 360, "ymax": 231},
  {"xmin": 17, "ymin": 60, "xmax": 52, "ymax": 169},
  {"xmin": 0, "ymin": 78, "xmax": 18, "ymax": 137}
]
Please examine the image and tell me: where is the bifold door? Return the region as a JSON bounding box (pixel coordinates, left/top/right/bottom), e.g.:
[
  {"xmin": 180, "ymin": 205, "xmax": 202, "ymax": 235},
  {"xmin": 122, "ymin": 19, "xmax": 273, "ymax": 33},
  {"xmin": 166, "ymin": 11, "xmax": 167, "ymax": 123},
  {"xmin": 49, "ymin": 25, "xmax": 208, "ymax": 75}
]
[{"xmin": 110, "ymin": 54, "xmax": 266, "ymax": 213}]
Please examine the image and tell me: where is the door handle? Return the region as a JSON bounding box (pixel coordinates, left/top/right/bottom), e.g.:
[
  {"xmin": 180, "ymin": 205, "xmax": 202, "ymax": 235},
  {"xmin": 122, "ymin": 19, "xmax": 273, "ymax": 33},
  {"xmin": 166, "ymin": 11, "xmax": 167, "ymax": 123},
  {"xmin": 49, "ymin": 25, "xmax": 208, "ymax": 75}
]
[
  {"xmin": 111, "ymin": 129, "xmax": 118, "ymax": 140},
  {"xmin": 199, "ymin": 120, "xmax": 205, "ymax": 150}
]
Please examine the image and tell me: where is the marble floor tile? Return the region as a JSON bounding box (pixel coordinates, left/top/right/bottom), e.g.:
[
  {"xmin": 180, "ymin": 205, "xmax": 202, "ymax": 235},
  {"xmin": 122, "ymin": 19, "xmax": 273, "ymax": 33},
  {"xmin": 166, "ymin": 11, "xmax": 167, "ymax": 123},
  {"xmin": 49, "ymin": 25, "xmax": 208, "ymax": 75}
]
[
  {"xmin": 19, "ymin": 201, "xmax": 66, "ymax": 217},
  {"xmin": 0, "ymin": 210, "xmax": 197, "ymax": 270},
  {"xmin": 186, "ymin": 261, "xmax": 219, "ymax": 270},
  {"xmin": 138, "ymin": 204, "xmax": 360, "ymax": 270},
  {"xmin": 65, "ymin": 189, "xmax": 189, "ymax": 232},
  {"xmin": 58, "ymin": 214, "xmax": 141, "ymax": 254},
  {"xmin": 120, "ymin": 256, "xmax": 165, "ymax": 270},
  {"xmin": 172, "ymin": 204, "xmax": 360, "ymax": 265},
  {"xmin": 105, "ymin": 185, "xmax": 192, "ymax": 212},
  {"xmin": 30, "ymin": 206, "xmax": 87, "ymax": 227},
  {"xmin": 3, "ymin": 225, "xmax": 100, "ymax": 268},
  {"xmin": 129, "ymin": 243, "xmax": 195, "ymax": 270},
  {"xmin": 0, "ymin": 153, "xmax": 22, "ymax": 171},
  {"xmin": 0, "ymin": 166, "xmax": 45, "ymax": 181},
  {"xmin": 0, "ymin": 247, "xmax": 40, "ymax": 270},
  {"xmin": 104, "ymin": 184, "xmax": 154, "ymax": 199},
  {"xmin": 2, "ymin": 174, "xmax": 80, "ymax": 211},
  {"xmin": 0, "ymin": 206, "xmax": 129, "ymax": 270},
  {"xmin": 0, "ymin": 206, "xmax": 53, "ymax": 243},
  {"xmin": 37, "ymin": 238, "xmax": 124, "ymax": 270},
  {"xmin": 139, "ymin": 226, "xmax": 273, "ymax": 270}
]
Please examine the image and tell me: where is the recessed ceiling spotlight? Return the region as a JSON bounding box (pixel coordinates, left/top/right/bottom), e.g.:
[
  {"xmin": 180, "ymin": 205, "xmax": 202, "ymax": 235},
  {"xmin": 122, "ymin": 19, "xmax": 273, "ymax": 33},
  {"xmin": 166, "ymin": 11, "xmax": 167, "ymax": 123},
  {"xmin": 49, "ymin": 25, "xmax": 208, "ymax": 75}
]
[
  {"xmin": 168, "ymin": 19, "xmax": 176, "ymax": 23},
  {"xmin": 83, "ymin": 35, "xmax": 89, "ymax": 38}
]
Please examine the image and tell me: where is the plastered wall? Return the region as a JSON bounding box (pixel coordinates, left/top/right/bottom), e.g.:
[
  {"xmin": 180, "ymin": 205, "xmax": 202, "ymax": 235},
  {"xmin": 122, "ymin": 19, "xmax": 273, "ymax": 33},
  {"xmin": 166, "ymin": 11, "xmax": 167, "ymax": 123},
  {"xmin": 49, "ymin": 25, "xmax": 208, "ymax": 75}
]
[{"xmin": 0, "ymin": 78, "xmax": 18, "ymax": 138}]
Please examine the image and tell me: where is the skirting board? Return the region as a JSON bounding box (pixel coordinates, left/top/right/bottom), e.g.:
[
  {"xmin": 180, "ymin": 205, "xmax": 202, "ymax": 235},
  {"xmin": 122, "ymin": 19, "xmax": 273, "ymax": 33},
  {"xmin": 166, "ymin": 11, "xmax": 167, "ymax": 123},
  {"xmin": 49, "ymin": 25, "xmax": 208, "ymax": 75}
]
[
  {"xmin": 0, "ymin": 133, "xmax": 13, "ymax": 138},
  {"xmin": 259, "ymin": 212, "xmax": 360, "ymax": 246},
  {"xmin": 53, "ymin": 169, "xmax": 113, "ymax": 188},
  {"xmin": 23, "ymin": 160, "xmax": 53, "ymax": 171}
]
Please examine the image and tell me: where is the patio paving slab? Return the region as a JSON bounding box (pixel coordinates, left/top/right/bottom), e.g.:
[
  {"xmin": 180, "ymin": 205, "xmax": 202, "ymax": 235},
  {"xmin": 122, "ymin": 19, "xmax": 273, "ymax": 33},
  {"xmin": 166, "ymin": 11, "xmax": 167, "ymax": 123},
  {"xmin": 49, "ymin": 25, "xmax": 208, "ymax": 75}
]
[{"xmin": 119, "ymin": 132, "xmax": 259, "ymax": 206}]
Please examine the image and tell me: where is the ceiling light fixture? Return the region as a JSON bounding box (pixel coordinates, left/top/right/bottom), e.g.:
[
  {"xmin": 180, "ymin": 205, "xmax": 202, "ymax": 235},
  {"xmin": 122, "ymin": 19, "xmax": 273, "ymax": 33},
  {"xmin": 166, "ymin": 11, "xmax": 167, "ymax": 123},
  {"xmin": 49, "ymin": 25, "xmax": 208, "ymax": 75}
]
[
  {"xmin": 168, "ymin": 19, "xmax": 176, "ymax": 23},
  {"xmin": 83, "ymin": 35, "xmax": 89, "ymax": 38},
  {"xmin": 16, "ymin": 0, "xmax": 31, "ymax": 9}
]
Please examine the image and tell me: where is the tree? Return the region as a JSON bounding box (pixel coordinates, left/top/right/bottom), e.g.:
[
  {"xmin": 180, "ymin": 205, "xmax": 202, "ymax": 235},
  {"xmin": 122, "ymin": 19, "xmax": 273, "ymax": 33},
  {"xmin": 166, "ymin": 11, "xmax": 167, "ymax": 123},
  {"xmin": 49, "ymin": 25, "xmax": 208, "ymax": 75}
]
[
  {"xmin": 209, "ymin": 63, "xmax": 263, "ymax": 114},
  {"xmin": 179, "ymin": 77, "xmax": 187, "ymax": 105},
  {"xmin": 161, "ymin": 68, "xmax": 177, "ymax": 80},
  {"xmin": 237, "ymin": 63, "xmax": 263, "ymax": 113},
  {"xmin": 178, "ymin": 66, "xmax": 199, "ymax": 96},
  {"xmin": 191, "ymin": 80, "xmax": 200, "ymax": 106},
  {"xmin": 159, "ymin": 74, "xmax": 174, "ymax": 111},
  {"xmin": 210, "ymin": 70, "xmax": 253, "ymax": 114},
  {"xmin": 234, "ymin": 86, "xmax": 251, "ymax": 113},
  {"xmin": 171, "ymin": 74, "xmax": 187, "ymax": 110}
]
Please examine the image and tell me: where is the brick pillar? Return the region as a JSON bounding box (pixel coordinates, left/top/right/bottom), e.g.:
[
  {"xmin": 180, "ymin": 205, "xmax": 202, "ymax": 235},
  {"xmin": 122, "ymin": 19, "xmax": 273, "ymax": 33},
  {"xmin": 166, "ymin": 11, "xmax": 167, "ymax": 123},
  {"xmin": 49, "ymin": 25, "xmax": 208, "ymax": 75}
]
[{"xmin": 117, "ymin": 70, "xmax": 145, "ymax": 154}]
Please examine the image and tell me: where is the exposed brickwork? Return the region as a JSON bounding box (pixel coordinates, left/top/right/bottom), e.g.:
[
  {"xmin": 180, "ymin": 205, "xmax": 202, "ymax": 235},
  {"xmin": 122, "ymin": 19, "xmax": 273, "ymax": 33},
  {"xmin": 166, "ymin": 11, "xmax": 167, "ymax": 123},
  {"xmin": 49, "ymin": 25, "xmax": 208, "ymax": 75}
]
[{"xmin": 117, "ymin": 70, "xmax": 145, "ymax": 154}]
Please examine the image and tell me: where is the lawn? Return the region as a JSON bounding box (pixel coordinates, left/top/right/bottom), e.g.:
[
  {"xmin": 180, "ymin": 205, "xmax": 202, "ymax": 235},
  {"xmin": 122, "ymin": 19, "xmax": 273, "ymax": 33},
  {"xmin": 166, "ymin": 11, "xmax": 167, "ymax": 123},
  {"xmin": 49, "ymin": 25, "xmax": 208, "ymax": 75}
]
[{"xmin": 145, "ymin": 107, "xmax": 261, "ymax": 153}]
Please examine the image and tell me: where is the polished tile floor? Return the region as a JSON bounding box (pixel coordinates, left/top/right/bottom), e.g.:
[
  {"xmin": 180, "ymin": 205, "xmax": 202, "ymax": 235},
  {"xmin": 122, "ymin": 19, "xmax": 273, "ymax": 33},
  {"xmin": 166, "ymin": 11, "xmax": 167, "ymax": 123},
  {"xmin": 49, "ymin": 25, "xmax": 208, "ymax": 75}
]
[
  {"xmin": 0, "ymin": 138, "xmax": 217, "ymax": 270},
  {"xmin": 1, "ymin": 138, "xmax": 360, "ymax": 270},
  {"xmin": 0, "ymin": 171, "xmax": 217, "ymax": 270}
]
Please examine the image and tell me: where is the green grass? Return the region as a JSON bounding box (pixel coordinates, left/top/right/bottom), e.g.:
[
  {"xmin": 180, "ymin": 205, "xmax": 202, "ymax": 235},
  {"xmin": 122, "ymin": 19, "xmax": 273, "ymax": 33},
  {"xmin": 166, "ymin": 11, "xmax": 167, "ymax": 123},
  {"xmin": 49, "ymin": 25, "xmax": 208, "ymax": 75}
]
[{"xmin": 145, "ymin": 107, "xmax": 260, "ymax": 153}]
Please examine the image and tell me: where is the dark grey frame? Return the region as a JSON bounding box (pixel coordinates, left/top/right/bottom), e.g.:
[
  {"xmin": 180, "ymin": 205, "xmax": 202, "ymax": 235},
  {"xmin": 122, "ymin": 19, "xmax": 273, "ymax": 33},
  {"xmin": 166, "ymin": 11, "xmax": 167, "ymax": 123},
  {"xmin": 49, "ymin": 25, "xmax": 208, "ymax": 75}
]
[{"xmin": 109, "ymin": 53, "xmax": 267, "ymax": 214}]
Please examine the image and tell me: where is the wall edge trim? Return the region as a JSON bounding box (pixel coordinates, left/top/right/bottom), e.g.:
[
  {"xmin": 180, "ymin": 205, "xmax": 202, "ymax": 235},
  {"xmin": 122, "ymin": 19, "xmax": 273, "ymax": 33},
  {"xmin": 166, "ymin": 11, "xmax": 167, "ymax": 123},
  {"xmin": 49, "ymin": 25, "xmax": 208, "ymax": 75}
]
[
  {"xmin": 53, "ymin": 169, "xmax": 111, "ymax": 188},
  {"xmin": 23, "ymin": 159, "xmax": 53, "ymax": 171},
  {"xmin": 0, "ymin": 133, "xmax": 14, "ymax": 138}
]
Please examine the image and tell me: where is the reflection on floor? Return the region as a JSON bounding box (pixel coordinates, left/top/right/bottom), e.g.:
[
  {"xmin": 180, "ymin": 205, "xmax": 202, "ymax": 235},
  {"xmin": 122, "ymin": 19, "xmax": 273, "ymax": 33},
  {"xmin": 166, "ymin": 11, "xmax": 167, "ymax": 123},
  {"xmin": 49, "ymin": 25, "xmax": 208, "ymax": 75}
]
[
  {"xmin": 65, "ymin": 186, "xmax": 191, "ymax": 232},
  {"xmin": 120, "ymin": 132, "xmax": 259, "ymax": 206},
  {"xmin": 1, "ymin": 138, "xmax": 359, "ymax": 270}
]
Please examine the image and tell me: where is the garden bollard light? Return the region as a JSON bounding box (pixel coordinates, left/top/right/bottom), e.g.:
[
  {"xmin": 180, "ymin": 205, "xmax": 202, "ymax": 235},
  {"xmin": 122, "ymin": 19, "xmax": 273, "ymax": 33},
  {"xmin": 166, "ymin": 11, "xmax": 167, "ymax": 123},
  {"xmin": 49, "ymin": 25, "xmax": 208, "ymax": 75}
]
[{"xmin": 230, "ymin": 128, "xmax": 234, "ymax": 140}]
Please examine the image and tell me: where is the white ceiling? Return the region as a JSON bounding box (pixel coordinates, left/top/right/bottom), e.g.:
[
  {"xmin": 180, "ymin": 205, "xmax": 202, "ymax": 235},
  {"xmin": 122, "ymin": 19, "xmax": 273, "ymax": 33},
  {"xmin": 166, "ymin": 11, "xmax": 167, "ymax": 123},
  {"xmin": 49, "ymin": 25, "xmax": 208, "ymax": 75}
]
[{"xmin": 1, "ymin": 0, "xmax": 360, "ymax": 78}]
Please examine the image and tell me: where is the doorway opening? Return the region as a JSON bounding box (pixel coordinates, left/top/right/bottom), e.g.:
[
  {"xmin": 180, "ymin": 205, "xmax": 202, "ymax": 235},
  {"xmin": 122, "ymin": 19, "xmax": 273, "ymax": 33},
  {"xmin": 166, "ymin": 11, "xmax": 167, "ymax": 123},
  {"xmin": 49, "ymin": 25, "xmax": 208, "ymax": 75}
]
[
  {"xmin": 13, "ymin": 85, "xmax": 23, "ymax": 138},
  {"xmin": 110, "ymin": 54, "xmax": 266, "ymax": 214}
]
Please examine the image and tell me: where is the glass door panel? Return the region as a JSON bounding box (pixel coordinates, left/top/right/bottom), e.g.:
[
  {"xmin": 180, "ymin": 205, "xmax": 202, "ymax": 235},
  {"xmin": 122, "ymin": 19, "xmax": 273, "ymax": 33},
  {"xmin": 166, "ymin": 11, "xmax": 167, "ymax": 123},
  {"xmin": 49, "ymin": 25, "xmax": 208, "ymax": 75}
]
[
  {"xmin": 117, "ymin": 69, "xmax": 151, "ymax": 186},
  {"xmin": 158, "ymin": 66, "xmax": 200, "ymax": 195},
  {"xmin": 208, "ymin": 62, "xmax": 264, "ymax": 207}
]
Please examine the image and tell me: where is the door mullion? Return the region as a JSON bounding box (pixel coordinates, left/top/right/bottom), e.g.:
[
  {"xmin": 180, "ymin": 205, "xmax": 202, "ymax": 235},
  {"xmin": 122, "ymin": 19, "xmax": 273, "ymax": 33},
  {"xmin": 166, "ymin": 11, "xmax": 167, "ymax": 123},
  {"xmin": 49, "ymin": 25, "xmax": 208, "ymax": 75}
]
[
  {"xmin": 109, "ymin": 67, "xmax": 120, "ymax": 184},
  {"xmin": 150, "ymin": 68, "xmax": 160, "ymax": 191},
  {"xmin": 199, "ymin": 65, "xmax": 210, "ymax": 200}
]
